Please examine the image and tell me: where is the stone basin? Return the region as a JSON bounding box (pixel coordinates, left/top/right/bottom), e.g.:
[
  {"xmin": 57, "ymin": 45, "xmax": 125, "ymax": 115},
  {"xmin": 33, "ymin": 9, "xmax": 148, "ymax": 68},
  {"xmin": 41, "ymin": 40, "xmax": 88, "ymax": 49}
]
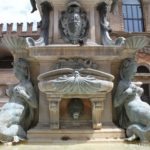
[
  {"xmin": 38, "ymin": 68, "xmax": 114, "ymax": 94},
  {"xmin": 38, "ymin": 68, "xmax": 114, "ymax": 130}
]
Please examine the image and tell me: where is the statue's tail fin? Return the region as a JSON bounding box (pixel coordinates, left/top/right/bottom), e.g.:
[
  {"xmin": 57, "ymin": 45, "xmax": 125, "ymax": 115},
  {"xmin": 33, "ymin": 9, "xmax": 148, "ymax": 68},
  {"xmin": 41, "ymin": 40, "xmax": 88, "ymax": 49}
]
[{"xmin": 126, "ymin": 124, "xmax": 150, "ymax": 142}]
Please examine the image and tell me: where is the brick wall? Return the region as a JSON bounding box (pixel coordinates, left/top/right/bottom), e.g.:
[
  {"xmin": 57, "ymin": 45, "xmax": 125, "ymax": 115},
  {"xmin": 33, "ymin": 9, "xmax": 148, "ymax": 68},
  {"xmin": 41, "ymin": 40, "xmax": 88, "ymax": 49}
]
[{"xmin": 0, "ymin": 22, "xmax": 40, "ymax": 39}]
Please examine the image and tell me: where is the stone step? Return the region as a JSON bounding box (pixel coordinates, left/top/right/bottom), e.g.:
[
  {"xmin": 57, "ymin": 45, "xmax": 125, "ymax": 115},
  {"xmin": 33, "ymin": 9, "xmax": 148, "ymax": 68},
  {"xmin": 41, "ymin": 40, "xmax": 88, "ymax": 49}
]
[{"xmin": 27, "ymin": 126, "xmax": 125, "ymax": 143}]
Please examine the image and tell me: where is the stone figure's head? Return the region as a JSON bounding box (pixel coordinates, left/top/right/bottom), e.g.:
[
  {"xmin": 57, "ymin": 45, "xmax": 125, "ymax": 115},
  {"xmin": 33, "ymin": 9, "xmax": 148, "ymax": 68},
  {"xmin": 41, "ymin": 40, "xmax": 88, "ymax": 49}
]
[
  {"xmin": 97, "ymin": 2, "xmax": 108, "ymax": 15},
  {"xmin": 40, "ymin": 1, "xmax": 53, "ymax": 13},
  {"xmin": 120, "ymin": 58, "xmax": 137, "ymax": 80},
  {"xmin": 68, "ymin": 98, "xmax": 84, "ymax": 120},
  {"xmin": 13, "ymin": 58, "xmax": 30, "ymax": 81}
]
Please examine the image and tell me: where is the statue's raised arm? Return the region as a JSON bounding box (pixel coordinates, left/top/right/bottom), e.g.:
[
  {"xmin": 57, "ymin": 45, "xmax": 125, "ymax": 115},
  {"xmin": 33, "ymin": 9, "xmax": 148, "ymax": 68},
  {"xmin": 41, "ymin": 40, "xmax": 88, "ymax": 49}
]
[
  {"xmin": 110, "ymin": 0, "xmax": 118, "ymax": 15},
  {"xmin": 30, "ymin": 0, "xmax": 37, "ymax": 13}
]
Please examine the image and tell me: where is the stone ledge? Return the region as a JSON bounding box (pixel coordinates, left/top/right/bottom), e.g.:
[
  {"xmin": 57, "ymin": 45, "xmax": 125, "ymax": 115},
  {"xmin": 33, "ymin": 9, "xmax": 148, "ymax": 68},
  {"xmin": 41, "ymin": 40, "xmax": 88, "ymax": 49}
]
[
  {"xmin": 36, "ymin": 0, "xmax": 111, "ymax": 7},
  {"xmin": 28, "ymin": 45, "xmax": 134, "ymax": 61},
  {"xmin": 28, "ymin": 126, "xmax": 125, "ymax": 143}
]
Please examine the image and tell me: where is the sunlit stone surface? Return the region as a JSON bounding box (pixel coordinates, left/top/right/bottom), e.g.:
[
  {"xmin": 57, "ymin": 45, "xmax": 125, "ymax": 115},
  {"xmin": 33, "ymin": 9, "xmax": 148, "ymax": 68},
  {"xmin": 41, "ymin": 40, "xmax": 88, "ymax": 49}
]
[{"xmin": 0, "ymin": 143, "xmax": 150, "ymax": 150}]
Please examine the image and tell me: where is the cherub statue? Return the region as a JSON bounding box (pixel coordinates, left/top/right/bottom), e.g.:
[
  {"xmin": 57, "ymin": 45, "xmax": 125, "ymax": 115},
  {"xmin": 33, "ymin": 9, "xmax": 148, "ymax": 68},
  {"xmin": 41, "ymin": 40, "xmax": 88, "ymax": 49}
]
[
  {"xmin": 97, "ymin": 2, "xmax": 113, "ymax": 45},
  {"xmin": 0, "ymin": 58, "xmax": 38, "ymax": 144},
  {"xmin": 26, "ymin": 1, "xmax": 53, "ymax": 46},
  {"xmin": 97, "ymin": 1, "xmax": 125, "ymax": 46}
]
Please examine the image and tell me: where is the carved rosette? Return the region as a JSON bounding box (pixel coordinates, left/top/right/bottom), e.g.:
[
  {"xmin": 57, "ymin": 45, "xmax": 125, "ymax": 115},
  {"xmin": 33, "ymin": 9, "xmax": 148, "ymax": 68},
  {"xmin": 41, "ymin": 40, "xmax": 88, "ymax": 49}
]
[{"xmin": 59, "ymin": 1, "xmax": 89, "ymax": 44}]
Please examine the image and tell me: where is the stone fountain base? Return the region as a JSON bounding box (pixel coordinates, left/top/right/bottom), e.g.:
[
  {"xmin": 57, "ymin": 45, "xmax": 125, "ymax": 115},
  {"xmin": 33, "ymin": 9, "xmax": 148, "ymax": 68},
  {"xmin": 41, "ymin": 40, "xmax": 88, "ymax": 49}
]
[
  {"xmin": 26, "ymin": 45, "xmax": 131, "ymax": 143},
  {"xmin": 27, "ymin": 125, "xmax": 125, "ymax": 143}
]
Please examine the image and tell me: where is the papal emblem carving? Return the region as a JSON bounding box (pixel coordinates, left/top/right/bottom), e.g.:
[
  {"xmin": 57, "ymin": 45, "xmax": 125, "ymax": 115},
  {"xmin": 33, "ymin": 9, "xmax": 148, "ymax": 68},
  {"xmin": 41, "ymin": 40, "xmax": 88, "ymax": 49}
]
[{"xmin": 59, "ymin": 1, "xmax": 89, "ymax": 44}]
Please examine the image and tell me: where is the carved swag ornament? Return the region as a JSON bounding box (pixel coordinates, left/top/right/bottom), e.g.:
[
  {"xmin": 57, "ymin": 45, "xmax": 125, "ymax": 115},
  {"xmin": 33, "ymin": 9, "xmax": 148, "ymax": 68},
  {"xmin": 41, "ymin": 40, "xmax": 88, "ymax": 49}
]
[
  {"xmin": 52, "ymin": 57, "xmax": 98, "ymax": 70},
  {"xmin": 59, "ymin": 0, "xmax": 89, "ymax": 44}
]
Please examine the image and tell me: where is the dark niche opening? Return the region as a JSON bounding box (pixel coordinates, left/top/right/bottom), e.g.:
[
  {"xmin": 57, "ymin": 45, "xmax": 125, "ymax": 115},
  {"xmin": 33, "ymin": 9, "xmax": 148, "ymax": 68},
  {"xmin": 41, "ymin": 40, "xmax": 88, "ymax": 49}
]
[
  {"xmin": 137, "ymin": 66, "xmax": 149, "ymax": 73},
  {"xmin": 0, "ymin": 56, "xmax": 13, "ymax": 69},
  {"xmin": 60, "ymin": 98, "xmax": 92, "ymax": 129}
]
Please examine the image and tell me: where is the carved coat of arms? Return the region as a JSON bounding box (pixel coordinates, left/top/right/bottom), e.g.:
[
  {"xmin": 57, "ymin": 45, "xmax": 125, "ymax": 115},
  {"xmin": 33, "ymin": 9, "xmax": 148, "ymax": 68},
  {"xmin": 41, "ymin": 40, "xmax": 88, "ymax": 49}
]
[{"xmin": 59, "ymin": 1, "xmax": 89, "ymax": 44}]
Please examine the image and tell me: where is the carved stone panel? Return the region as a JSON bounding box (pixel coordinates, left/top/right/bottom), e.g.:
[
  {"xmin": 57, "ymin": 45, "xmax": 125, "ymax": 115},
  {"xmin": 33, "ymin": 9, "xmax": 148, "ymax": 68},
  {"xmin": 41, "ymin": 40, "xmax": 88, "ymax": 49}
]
[
  {"xmin": 59, "ymin": 1, "xmax": 89, "ymax": 44},
  {"xmin": 48, "ymin": 97, "xmax": 61, "ymax": 129},
  {"xmin": 52, "ymin": 57, "xmax": 98, "ymax": 70},
  {"xmin": 91, "ymin": 98, "xmax": 104, "ymax": 130}
]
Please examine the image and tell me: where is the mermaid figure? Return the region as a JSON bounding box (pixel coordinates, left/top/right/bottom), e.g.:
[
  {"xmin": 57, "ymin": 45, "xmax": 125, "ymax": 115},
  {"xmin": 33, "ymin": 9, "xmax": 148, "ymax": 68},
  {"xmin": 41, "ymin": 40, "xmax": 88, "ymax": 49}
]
[
  {"xmin": 0, "ymin": 58, "xmax": 37, "ymax": 143},
  {"xmin": 114, "ymin": 58, "xmax": 150, "ymax": 142}
]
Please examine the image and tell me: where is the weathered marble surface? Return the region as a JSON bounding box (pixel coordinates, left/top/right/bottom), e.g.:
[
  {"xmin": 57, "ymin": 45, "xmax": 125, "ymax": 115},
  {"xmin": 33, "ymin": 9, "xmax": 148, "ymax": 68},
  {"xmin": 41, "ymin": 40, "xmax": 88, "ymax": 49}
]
[
  {"xmin": 0, "ymin": 58, "xmax": 38, "ymax": 144},
  {"xmin": 39, "ymin": 70, "xmax": 113, "ymax": 94}
]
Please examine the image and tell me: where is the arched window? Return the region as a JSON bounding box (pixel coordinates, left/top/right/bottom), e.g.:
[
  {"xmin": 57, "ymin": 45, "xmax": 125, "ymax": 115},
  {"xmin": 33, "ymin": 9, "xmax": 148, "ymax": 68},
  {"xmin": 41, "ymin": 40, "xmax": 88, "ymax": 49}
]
[
  {"xmin": 122, "ymin": 0, "xmax": 144, "ymax": 32},
  {"xmin": 137, "ymin": 66, "xmax": 149, "ymax": 73},
  {"xmin": 137, "ymin": 65, "xmax": 150, "ymax": 104},
  {"xmin": 0, "ymin": 48, "xmax": 13, "ymax": 69}
]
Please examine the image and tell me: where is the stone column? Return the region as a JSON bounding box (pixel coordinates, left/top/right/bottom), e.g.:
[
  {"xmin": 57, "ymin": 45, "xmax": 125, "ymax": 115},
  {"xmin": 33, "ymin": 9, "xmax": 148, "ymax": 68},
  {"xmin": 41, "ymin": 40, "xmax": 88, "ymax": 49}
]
[
  {"xmin": 143, "ymin": 1, "xmax": 150, "ymax": 32},
  {"xmin": 91, "ymin": 97, "xmax": 104, "ymax": 130},
  {"xmin": 38, "ymin": 62, "xmax": 50, "ymax": 126},
  {"xmin": 89, "ymin": 6, "xmax": 96, "ymax": 43},
  {"xmin": 48, "ymin": 97, "xmax": 61, "ymax": 129},
  {"xmin": 53, "ymin": 6, "xmax": 59, "ymax": 43}
]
